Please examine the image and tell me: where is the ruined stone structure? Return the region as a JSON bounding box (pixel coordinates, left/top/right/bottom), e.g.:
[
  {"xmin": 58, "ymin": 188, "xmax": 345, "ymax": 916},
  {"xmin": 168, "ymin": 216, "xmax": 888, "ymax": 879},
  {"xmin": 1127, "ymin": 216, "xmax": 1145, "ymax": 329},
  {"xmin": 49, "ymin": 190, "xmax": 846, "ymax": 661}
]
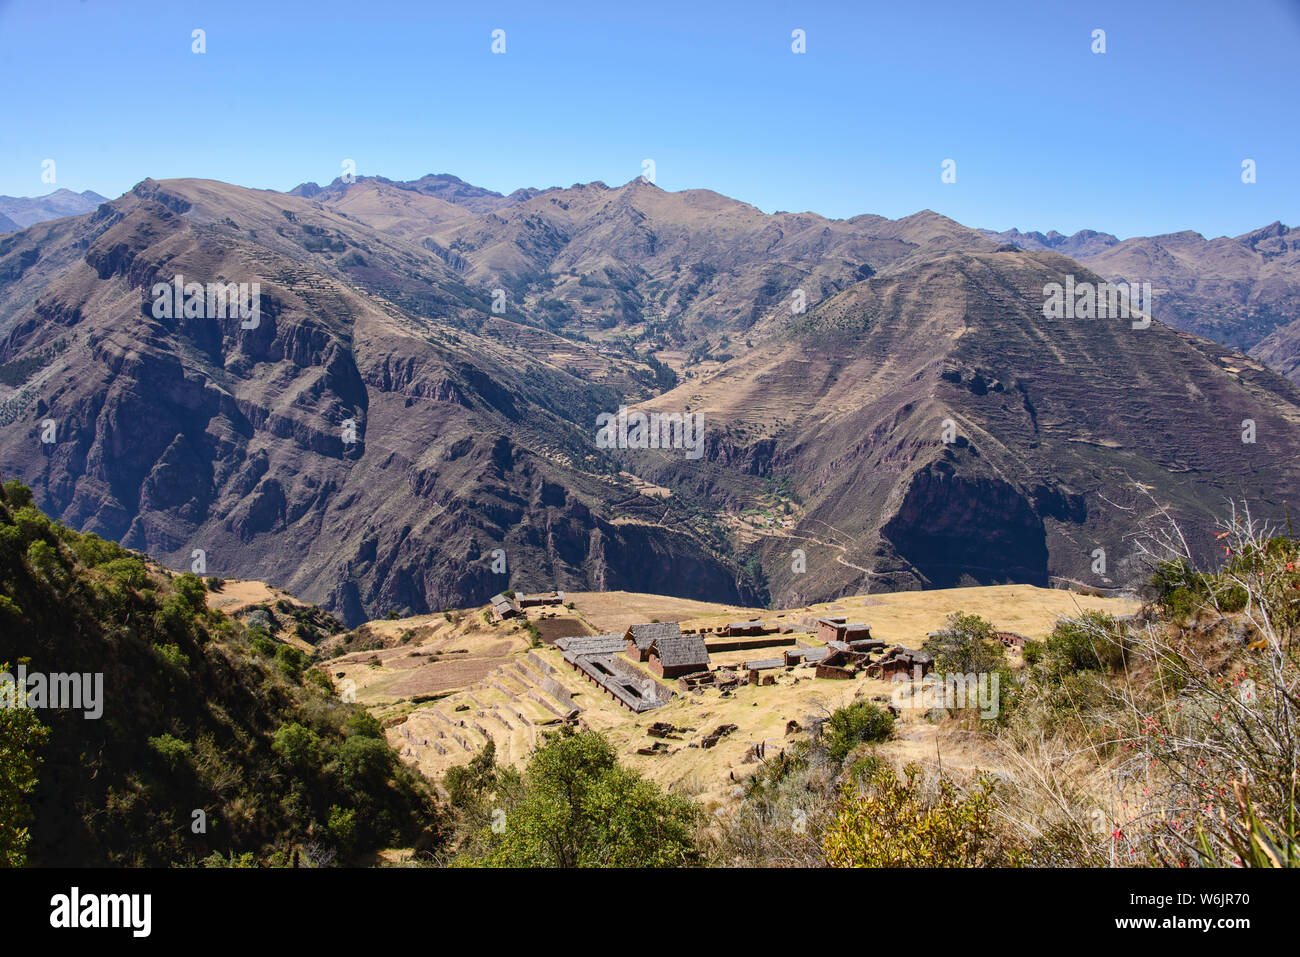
[{"xmin": 555, "ymin": 634, "xmax": 669, "ymax": 712}]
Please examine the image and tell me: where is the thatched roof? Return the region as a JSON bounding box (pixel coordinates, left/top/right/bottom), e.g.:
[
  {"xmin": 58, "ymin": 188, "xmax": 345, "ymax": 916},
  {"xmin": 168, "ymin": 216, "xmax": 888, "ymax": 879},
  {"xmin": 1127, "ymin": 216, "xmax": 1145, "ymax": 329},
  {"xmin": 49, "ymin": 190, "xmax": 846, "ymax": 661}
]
[
  {"xmin": 649, "ymin": 632, "xmax": 709, "ymax": 668},
  {"xmin": 555, "ymin": 633, "xmax": 626, "ymax": 657},
  {"xmin": 626, "ymin": 621, "xmax": 681, "ymax": 651}
]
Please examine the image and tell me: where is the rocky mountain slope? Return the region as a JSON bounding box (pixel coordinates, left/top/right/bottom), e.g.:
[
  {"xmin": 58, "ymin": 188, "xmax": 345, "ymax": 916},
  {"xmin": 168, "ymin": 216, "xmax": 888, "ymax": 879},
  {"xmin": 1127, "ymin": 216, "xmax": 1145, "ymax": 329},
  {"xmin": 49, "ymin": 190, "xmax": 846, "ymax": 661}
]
[
  {"xmin": 1, "ymin": 173, "xmax": 1297, "ymax": 623},
  {"xmin": 632, "ymin": 248, "xmax": 1300, "ymax": 606},
  {"xmin": 0, "ymin": 179, "xmax": 755, "ymax": 624},
  {"xmin": 984, "ymin": 222, "xmax": 1300, "ymax": 378}
]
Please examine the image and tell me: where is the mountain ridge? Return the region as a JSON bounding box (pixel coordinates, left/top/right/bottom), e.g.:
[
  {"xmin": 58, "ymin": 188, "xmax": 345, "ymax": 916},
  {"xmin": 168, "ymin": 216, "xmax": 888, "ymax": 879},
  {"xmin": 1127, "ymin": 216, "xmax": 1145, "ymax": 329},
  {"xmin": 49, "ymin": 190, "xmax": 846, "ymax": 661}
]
[
  {"xmin": 0, "ymin": 188, "xmax": 108, "ymax": 232},
  {"xmin": 0, "ymin": 173, "xmax": 1297, "ymax": 624}
]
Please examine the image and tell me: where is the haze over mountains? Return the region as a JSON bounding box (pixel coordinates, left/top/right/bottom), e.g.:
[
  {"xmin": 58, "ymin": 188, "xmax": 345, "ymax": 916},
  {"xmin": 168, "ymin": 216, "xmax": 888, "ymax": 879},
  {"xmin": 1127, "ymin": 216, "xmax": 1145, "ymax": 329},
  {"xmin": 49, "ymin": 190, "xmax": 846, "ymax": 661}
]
[
  {"xmin": 0, "ymin": 188, "xmax": 108, "ymax": 232},
  {"xmin": 0, "ymin": 171, "xmax": 1297, "ymax": 624}
]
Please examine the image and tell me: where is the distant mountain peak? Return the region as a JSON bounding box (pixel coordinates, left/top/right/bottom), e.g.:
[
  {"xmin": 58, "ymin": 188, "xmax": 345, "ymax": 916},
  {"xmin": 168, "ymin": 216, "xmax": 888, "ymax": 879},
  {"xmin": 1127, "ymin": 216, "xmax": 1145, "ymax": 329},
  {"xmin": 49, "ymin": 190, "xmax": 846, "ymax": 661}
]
[
  {"xmin": 978, "ymin": 226, "xmax": 1121, "ymax": 257},
  {"xmin": 0, "ymin": 186, "xmax": 109, "ymax": 232},
  {"xmin": 287, "ymin": 171, "xmax": 534, "ymax": 214}
]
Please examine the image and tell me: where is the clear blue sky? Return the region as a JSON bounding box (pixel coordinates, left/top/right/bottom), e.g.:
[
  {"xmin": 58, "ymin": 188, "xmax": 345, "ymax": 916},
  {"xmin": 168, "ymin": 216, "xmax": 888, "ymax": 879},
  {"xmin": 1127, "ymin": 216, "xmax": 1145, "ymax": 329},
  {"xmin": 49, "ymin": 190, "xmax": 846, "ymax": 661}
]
[{"xmin": 1, "ymin": 0, "xmax": 1296, "ymax": 239}]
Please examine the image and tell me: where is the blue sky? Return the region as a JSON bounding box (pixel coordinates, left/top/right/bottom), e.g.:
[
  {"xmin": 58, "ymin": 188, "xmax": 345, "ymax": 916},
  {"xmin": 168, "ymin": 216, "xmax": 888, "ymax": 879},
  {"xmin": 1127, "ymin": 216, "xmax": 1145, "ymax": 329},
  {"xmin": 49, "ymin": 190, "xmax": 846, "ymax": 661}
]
[{"xmin": 0, "ymin": 0, "xmax": 1296, "ymax": 239}]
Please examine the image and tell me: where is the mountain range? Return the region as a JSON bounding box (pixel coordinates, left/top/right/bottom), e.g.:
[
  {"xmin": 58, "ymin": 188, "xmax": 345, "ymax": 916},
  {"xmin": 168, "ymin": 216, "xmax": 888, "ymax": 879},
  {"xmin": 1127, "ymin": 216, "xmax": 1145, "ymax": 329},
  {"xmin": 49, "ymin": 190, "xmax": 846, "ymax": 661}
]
[
  {"xmin": 981, "ymin": 222, "xmax": 1300, "ymax": 378},
  {"xmin": 0, "ymin": 188, "xmax": 108, "ymax": 232},
  {"xmin": 0, "ymin": 172, "xmax": 1296, "ymax": 624}
]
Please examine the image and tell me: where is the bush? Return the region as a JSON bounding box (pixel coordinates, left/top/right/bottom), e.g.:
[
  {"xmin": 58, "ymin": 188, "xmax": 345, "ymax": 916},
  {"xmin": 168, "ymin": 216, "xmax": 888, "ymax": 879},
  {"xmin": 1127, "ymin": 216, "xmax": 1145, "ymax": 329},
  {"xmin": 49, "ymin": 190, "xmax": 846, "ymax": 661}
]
[
  {"xmin": 444, "ymin": 741, "xmax": 501, "ymax": 810},
  {"xmin": 335, "ymin": 735, "xmax": 395, "ymax": 793},
  {"xmin": 1044, "ymin": 610, "xmax": 1124, "ymax": 675},
  {"xmin": 469, "ymin": 729, "xmax": 698, "ymax": 867},
  {"xmin": 99, "ymin": 556, "xmax": 149, "ymax": 590},
  {"xmin": 273, "ymin": 723, "xmax": 324, "ymax": 773},
  {"xmin": 11, "ymin": 507, "xmax": 53, "ymax": 546},
  {"xmin": 274, "ymin": 643, "xmax": 308, "ymax": 681},
  {"xmin": 0, "ymin": 701, "xmax": 48, "ymax": 866},
  {"xmin": 25, "ymin": 539, "xmax": 61, "ymax": 582},
  {"xmin": 823, "ymin": 762, "xmax": 1024, "ymax": 867},
  {"xmin": 824, "ymin": 702, "xmax": 894, "ymax": 765},
  {"xmin": 2, "ymin": 480, "xmax": 33, "ymax": 509},
  {"xmin": 924, "ymin": 612, "xmax": 1008, "ymax": 674},
  {"xmin": 147, "ymin": 733, "xmax": 192, "ymax": 772},
  {"xmin": 172, "ymin": 573, "xmax": 208, "ymax": 615},
  {"xmin": 154, "ymin": 593, "xmax": 197, "ymax": 642},
  {"xmin": 326, "ymin": 805, "xmax": 359, "ymax": 856},
  {"xmin": 1148, "ymin": 558, "xmax": 1210, "ymax": 618},
  {"xmin": 344, "ymin": 710, "xmax": 383, "ymax": 739},
  {"xmin": 154, "ymin": 643, "xmax": 191, "ymax": 676},
  {"xmin": 248, "ymin": 628, "xmax": 276, "ymax": 657}
]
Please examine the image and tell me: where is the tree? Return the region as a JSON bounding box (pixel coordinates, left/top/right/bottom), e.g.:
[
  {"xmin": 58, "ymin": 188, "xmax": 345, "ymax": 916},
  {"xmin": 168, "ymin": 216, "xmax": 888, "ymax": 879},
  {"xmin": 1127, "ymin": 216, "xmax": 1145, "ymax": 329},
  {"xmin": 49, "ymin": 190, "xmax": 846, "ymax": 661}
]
[
  {"xmin": 924, "ymin": 612, "xmax": 1008, "ymax": 674},
  {"xmin": 1, "ymin": 480, "xmax": 33, "ymax": 508},
  {"xmin": 0, "ymin": 698, "xmax": 47, "ymax": 866},
  {"xmin": 474, "ymin": 729, "xmax": 699, "ymax": 867},
  {"xmin": 172, "ymin": 573, "xmax": 209, "ymax": 615},
  {"xmin": 334, "ymin": 734, "xmax": 394, "ymax": 793},
  {"xmin": 444, "ymin": 741, "xmax": 500, "ymax": 809}
]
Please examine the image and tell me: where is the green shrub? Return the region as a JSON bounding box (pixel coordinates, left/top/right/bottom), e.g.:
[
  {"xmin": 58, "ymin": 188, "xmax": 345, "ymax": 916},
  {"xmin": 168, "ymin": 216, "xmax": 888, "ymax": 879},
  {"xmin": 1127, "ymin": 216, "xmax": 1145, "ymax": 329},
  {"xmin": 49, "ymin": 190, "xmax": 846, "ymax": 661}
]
[
  {"xmin": 147, "ymin": 733, "xmax": 192, "ymax": 772},
  {"xmin": 823, "ymin": 762, "xmax": 1024, "ymax": 867},
  {"xmin": 1045, "ymin": 611, "xmax": 1124, "ymax": 675},
  {"xmin": 924, "ymin": 612, "xmax": 1009, "ymax": 674},
  {"xmin": 99, "ymin": 556, "xmax": 149, "ymax": 590},
  {"xmin": 824, "ymin": 701, "xmax": 895, "ymax": 764},
  {"xmin": 274, "ymin": 644, "xmax": 308, "ymax": 681},
  {"xmin": 154, "ymin": 643, "xmax": 191, "ymax": 676},
  {"xmin": 25, "ymin": 539, "xmax": 61, "ymax": 582},
  {"xmin": 344, "ymin": 710, "xmax": 383, "ymax": 739},
  {"xmin": 173, "ymin": 573, "xmax": 208, "ymax": 615},
  {"xmin": 248, "ymin": 630, "xmax": 276, "ymax": 657},
  {"xmin": 1, "ymin": 480, "xmax": 33, "ymax": 508},
  {"xmin": 326, "ymin": 805, "xmax": 359, "ymax": 856},
  {"xmin": 272, "ymin": 723, "xmax": 324, "ymax": 773},
  {"xmin": 470, "ymin": 729, "xmax": 698, "ymax": 867},
  {"xmin": 335, "ymin": 735, "xmax": 395, "ymax": 793},
  {"xmin": 0, "ymin": 698, "xmax": 48, "ymax": 866},
  {"xmin": 0, "ymin": 526, "xmax": 22, "ymax": 564}
]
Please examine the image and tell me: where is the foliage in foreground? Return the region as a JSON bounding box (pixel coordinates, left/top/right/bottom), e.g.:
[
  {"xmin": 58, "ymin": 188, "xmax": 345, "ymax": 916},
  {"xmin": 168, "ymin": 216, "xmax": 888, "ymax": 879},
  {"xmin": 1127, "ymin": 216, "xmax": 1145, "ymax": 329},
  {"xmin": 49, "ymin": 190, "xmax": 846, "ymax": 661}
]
[
  {"xmin": 824, "ymin": 762, "xmax": 1025, "ymax": 867},
  {"xmin": 0, "ymin": 479, "xmax": 442, "ymax": 866},
  {"xmin": 998, "ymin": 503, "xmax": 1299, "ymax": 867},
  {"xmin": 452, "ymin": 729, "xmax": 700, "ymax": 867},
  {"xmin": 0, "ymin": 694, "xmax": 48, "ymax": 866}
]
